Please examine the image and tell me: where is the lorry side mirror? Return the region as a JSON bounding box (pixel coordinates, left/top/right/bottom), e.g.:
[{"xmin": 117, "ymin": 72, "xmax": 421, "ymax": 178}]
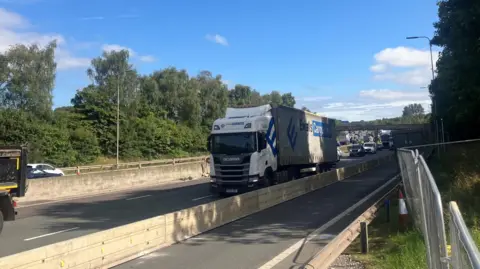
[{"xmin": 207, "ymin": 135, "xmax": 211, "ymax": 152}]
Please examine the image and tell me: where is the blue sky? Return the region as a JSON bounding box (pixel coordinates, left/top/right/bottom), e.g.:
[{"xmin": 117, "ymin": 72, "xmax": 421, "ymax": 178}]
[{"xmin": 0, "ymin": 0, "xmax": 439, "ymax": 121}]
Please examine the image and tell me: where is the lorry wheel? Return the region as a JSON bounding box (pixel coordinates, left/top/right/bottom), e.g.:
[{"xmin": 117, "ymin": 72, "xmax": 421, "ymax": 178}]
[{"xmin": 263, "ymin": 169, "xmax": 275, "ymax": 187}]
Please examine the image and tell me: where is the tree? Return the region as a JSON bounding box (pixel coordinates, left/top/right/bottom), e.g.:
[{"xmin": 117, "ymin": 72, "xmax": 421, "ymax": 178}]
[
  {"xmin": 0, "ymin": 41, "xmax": 57, "ymax": 119},
  {"xmin": 430, "ymin": 0, "xmax": 480, "ymax": 140},
  {"xmin": 301, "ymin": 106, "xmax": 311, "ymax": 112},
  {"xmin": 281, "ymin": 93, "xmax": 296, "ymax": 107},
  {"xmin": 402, "ymin": 103, "xmax": 425, "ymax": 117}
]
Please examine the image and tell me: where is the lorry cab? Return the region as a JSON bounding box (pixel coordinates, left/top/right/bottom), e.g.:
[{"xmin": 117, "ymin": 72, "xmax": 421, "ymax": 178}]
[{"xmin": 207, "ymin": 105, "xmax": 276, "ymax": 195}]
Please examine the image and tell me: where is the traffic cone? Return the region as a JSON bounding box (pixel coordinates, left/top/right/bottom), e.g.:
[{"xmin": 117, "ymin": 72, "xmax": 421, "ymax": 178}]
[{"xmin": 398, "ymin": 189, "xmax": 408, "ymax": 231}]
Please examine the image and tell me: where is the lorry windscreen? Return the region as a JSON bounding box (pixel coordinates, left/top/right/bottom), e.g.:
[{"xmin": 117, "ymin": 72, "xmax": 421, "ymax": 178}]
[{"xmin": 211, "ymin": 132, "xmax": 257, "ymax": 154}]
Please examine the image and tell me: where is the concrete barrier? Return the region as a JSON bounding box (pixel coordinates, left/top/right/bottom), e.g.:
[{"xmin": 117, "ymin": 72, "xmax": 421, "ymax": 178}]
[
  {"xmin": 0, "ymin": 153, "xmax": 394, "ymax": 269},
  {"xmin": 21, "ymin": 161, "xmax": 209, "ymax": 203}
]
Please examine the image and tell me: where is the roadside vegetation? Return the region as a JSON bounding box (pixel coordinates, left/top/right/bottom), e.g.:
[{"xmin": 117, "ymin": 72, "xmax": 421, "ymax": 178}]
[{"xmin": 0, "ymin": 43, "xmax": 297, "ymax": 167}]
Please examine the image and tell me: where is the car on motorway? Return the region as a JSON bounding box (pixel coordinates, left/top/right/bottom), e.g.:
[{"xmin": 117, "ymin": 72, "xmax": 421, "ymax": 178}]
[
  {"xmin": 363, "ymin": 142, "xmax": 377, "ymax": 154},
  {"xmin": 349, "ymin": 144, "xmax": 365, "ymax": 157},
  {"xmin": 27, "ymin": 163, "xmax": 65, "ymax": 179}
]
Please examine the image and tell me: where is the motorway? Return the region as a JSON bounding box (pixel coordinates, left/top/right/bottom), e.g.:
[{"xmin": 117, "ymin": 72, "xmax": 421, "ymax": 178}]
[
  {"xmin": 0, "ymin": 150, "xmax": 392, "ymax": 258},
  {"xmin": 114, "ymin": 157, "xmax": 399, "ymax": 269}
]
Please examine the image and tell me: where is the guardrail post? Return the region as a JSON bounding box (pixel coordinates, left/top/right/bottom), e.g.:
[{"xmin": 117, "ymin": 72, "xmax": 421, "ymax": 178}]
[
  {"xmin": 385, "ymin": 199, "xmax": 390, "ymax": 223},
  {"xmin": 360, "ymin": 222, "xmax": 369, "ymax": 254}
]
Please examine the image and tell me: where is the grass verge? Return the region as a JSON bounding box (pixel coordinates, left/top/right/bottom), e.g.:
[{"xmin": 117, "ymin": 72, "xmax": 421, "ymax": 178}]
[
  {"xmin": 346, "ymin": 199, "xmax": 427, "ymax": 269},
  {"xmin": 345, "ymin": 142, "xmax": 480, "ymax": 268}
]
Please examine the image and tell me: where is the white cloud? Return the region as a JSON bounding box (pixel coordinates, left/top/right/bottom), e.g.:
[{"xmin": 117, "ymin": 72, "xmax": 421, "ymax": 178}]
[
  {"xmin": 102, "ymin": 44, "xmax": 157, "ymax": 63},
  {"xmin": 80, "ymin": 16, "xmax": 105, "ymax": 21},
  {"xmin": 0, "ymin": 8, "xmax": 89, "ymax": 70},
  {"xmin": 370, "ymin": 64, "xmax": 386, "ymax": 73},
  {"xmin": 55, "ymin": 49, "xmax": 90, "ymax": 70},
  {"xmin": 297, "ymin": 96, "xmax": 332, "ymax": 102},
  {"xmin": 370, "ymin": 46, "xmax": 439, "ymax": 86},
  {"xmin": 373, "ymin": 46, "xmax": 439, "ymax": 68},
  {"xmin": 359, "ymin": 89, "xmax": 429, "ymax": 101},
  {"xmin": 102, "ymin": 44, "xmax": 136, "ymax": 56},
  {"xmin": 299, "ymin": 89, "xmax": 432, "ymax": 121},
  {"xmin": 139, "ymin": 55, "xmax": 156, "ymax": 62},
  {"xmin": 316, "ymin": 99, "xmax": 432, "ymax": 122},
  {"xmin": 206, "ymin": 34, "xmax": 229, "ymax": 46}
]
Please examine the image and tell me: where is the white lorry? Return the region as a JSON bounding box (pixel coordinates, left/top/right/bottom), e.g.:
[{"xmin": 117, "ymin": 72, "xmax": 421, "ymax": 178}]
[{"xmin": 207, "ymin": 104, "xmax": 338, "ymax": 196}]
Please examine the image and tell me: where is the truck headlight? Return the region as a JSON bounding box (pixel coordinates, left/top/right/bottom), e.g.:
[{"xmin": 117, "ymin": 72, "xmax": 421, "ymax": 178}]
[{"xmin": 248, "ymin": 176, "xmax": 259, "ymax": 183}]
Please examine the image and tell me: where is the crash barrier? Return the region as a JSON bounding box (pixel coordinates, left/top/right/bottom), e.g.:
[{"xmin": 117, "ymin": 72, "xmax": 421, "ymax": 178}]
[
  {"xmin": 304, "ymin": 175, "xmax": 401, "ymax": 269},
  {"xmin": 60, "ymin": 156, "xmax": 209, "ymax": 175},
  {"xmin": 398, "ymin": 140, "xmax": 480, "ymax": 269},
  {"xmin": 22, "ymin": 158, "xmax": 210, "ymax": 203},
  {"xmin": 0, "ymin": 153, "xmax": 394, "ymax": 269},
  {"xmin": 303, "ymin": 147, "xmax": 432, "ymax": 269}
]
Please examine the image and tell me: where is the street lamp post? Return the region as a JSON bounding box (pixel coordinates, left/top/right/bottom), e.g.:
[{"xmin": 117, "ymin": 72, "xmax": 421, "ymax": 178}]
[
  {"xmin": 406, "ymin": 36, "xmax": 440, "ymax": 148},
  {"xmin": 116, "ymin": 74, "xmax": 120, "ymax": 168}
]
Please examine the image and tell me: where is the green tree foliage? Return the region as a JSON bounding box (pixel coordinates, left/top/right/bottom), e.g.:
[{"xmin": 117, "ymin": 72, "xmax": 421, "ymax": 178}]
[
  {"xmin": 402, "ymin": 103, "xmax": 425, "ymax": 117},
  {"xmin": 0, "ymin": 41, "xmax": 57, "ymax": 120},
  {"xmin": 0, "ymin": 44, "xmax": 298, "ymax": 166},
  {"xmin": 430, "ymin": 0, "xmax": 480, "ymax": 140}
]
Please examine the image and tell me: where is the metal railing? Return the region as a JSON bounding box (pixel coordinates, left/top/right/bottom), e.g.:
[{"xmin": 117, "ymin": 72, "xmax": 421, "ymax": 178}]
[
  {"xmin": 449, "ymin": 201, "xmax": 480, "ymax": 269},
  {"xmin": 398, "ymin": 143, "xmax": 480, "ymax": 269},
  {"xmin": 60, "ymin": 155, "xmax": 209, "ymax": 175}
]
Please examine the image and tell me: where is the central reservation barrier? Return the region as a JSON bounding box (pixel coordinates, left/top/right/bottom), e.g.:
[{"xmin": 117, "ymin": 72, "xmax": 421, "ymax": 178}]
[{"xmin": 0, "ymin": 153, "xmax": 395, "ymax": 269}]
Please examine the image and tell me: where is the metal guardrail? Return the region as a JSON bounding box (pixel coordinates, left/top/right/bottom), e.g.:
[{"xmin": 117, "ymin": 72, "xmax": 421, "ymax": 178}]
[
  {"xmin": 449, "ymin": 201, "xmax": 480, "ymax": 269},
  {"xmin": 398, "ymin": 143, "xmax": 480, "ymax": 269},
  {"xmin": 398, "ymin": 148, "xmax": 449, "ymax": 269},
  {"xmin": 60, "ymin": 156, "xmax": 209, "ymax": 175}
]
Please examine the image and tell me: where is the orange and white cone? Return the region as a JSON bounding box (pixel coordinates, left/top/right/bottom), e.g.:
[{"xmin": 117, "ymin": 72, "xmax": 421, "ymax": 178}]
[{"xmin": 399, "ymin": 189, "xmax": 408, "ymax": 230}]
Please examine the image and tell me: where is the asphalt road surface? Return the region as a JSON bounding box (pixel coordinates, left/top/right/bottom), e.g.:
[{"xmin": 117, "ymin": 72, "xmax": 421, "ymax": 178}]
[
  {"xmin": 0, "ymin": 150, "xmax": 392, "ymax": 258},
  {"xmin": 113, "ymin": 158, "xmax": 399, "ymax": 269}
]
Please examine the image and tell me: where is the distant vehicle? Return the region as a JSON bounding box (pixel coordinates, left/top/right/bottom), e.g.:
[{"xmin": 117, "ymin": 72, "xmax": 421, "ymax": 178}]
[
  {"xmin": 349, "ymin": 144, "xmax": 366, "ymax": 157},
  {"xmin": 207, "ymin": 104, "xmax": 338, "ymax": 196},
  {"xmin": 381, "ymin": 134, "xmax": 391, "ymax": 149},
  {"xmin": 363, "ymin": 142, "xmax": 377, "ymax": 154},
  {"xmin": 27, "ymin": 163, "xmax": 64, "ymax": 179}
]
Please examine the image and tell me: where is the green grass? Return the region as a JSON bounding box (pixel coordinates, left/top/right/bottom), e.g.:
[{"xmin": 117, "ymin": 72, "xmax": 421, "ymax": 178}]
[
  {"xmin": 347, "ymin": 200, "xmax": 428, "ymax": 269},
  {"xmin": 347, "ymin": 142, "xmax": 480, "ymax": 268}
]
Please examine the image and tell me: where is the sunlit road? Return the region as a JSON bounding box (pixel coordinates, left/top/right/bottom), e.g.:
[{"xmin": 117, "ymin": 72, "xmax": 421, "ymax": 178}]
[{"xmin": 0, "ymin": 150, "xmax": 393, "ymax": 258}]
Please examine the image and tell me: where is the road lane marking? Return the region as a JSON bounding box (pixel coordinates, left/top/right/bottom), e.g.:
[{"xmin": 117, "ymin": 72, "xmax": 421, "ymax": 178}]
[
  {"xmin": 257, "ymin": 174, "xmax": 400, "ymax": 269},
  {"xmin": 192, "ymin": 195, "xmax": 213, "ymax": 201},
  {"xmin": 126, "ymin": 195, "xmax": 152, "ymax": 201},
  {"xmin": 24, "ymin": 227, "xmax": 79, "ymax": 241}
]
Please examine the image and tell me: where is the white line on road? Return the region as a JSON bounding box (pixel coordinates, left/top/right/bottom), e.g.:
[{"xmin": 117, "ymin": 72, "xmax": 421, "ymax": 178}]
[
  {"xmin": 24, "ymin": 227, "xmax": 79, "ymax": 241},
  {"xmin": 126, "ymin": 195, "xmax": 152, "ymax": 201},
  {"xmin": 192, "ymin": 195, "xmax": 213, "ymax": 201},
  {"xmin": 257, "ymin": 174, "xmax": 400, "ymax": 269}
]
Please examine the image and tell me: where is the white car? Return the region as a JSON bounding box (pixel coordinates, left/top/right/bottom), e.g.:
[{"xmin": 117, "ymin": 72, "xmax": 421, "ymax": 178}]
[
  {"xmin": 28, "ymin": 163, "xmax": 65, "ymax": 178},
  {"xmin": 363, "ymin": 142, "xmax": 377, "ymax": 154}
]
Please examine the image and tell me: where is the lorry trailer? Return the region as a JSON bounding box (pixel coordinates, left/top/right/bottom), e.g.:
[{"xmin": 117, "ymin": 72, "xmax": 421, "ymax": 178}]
[{"xmin": 207, "ymin": 104, "xmax": 338, "ymax": 196}]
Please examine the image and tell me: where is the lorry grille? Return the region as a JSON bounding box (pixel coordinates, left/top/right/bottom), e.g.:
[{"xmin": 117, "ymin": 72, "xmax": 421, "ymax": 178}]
[{"xmin": 214, "ymin": 163, "xmax": 250, "ymax": 181}]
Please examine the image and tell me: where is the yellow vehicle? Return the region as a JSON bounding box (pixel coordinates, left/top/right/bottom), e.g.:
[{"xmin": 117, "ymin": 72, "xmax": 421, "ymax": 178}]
[{"xmin": 0, "ymin": 146, "xmax": 27, "ymax": 234}]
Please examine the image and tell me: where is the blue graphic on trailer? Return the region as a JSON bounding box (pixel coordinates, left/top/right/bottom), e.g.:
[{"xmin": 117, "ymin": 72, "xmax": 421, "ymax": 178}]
[
  {"xmin": 312, "ymin": 120, "xmax": 331, "ymax": 138},
  {"xmin": 266, "ymin": 118, "xmax": 278, "ymax": 156},
  {"xmin": 287, "ymin": 117, "xmax": 298, "ymax": 150}
]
